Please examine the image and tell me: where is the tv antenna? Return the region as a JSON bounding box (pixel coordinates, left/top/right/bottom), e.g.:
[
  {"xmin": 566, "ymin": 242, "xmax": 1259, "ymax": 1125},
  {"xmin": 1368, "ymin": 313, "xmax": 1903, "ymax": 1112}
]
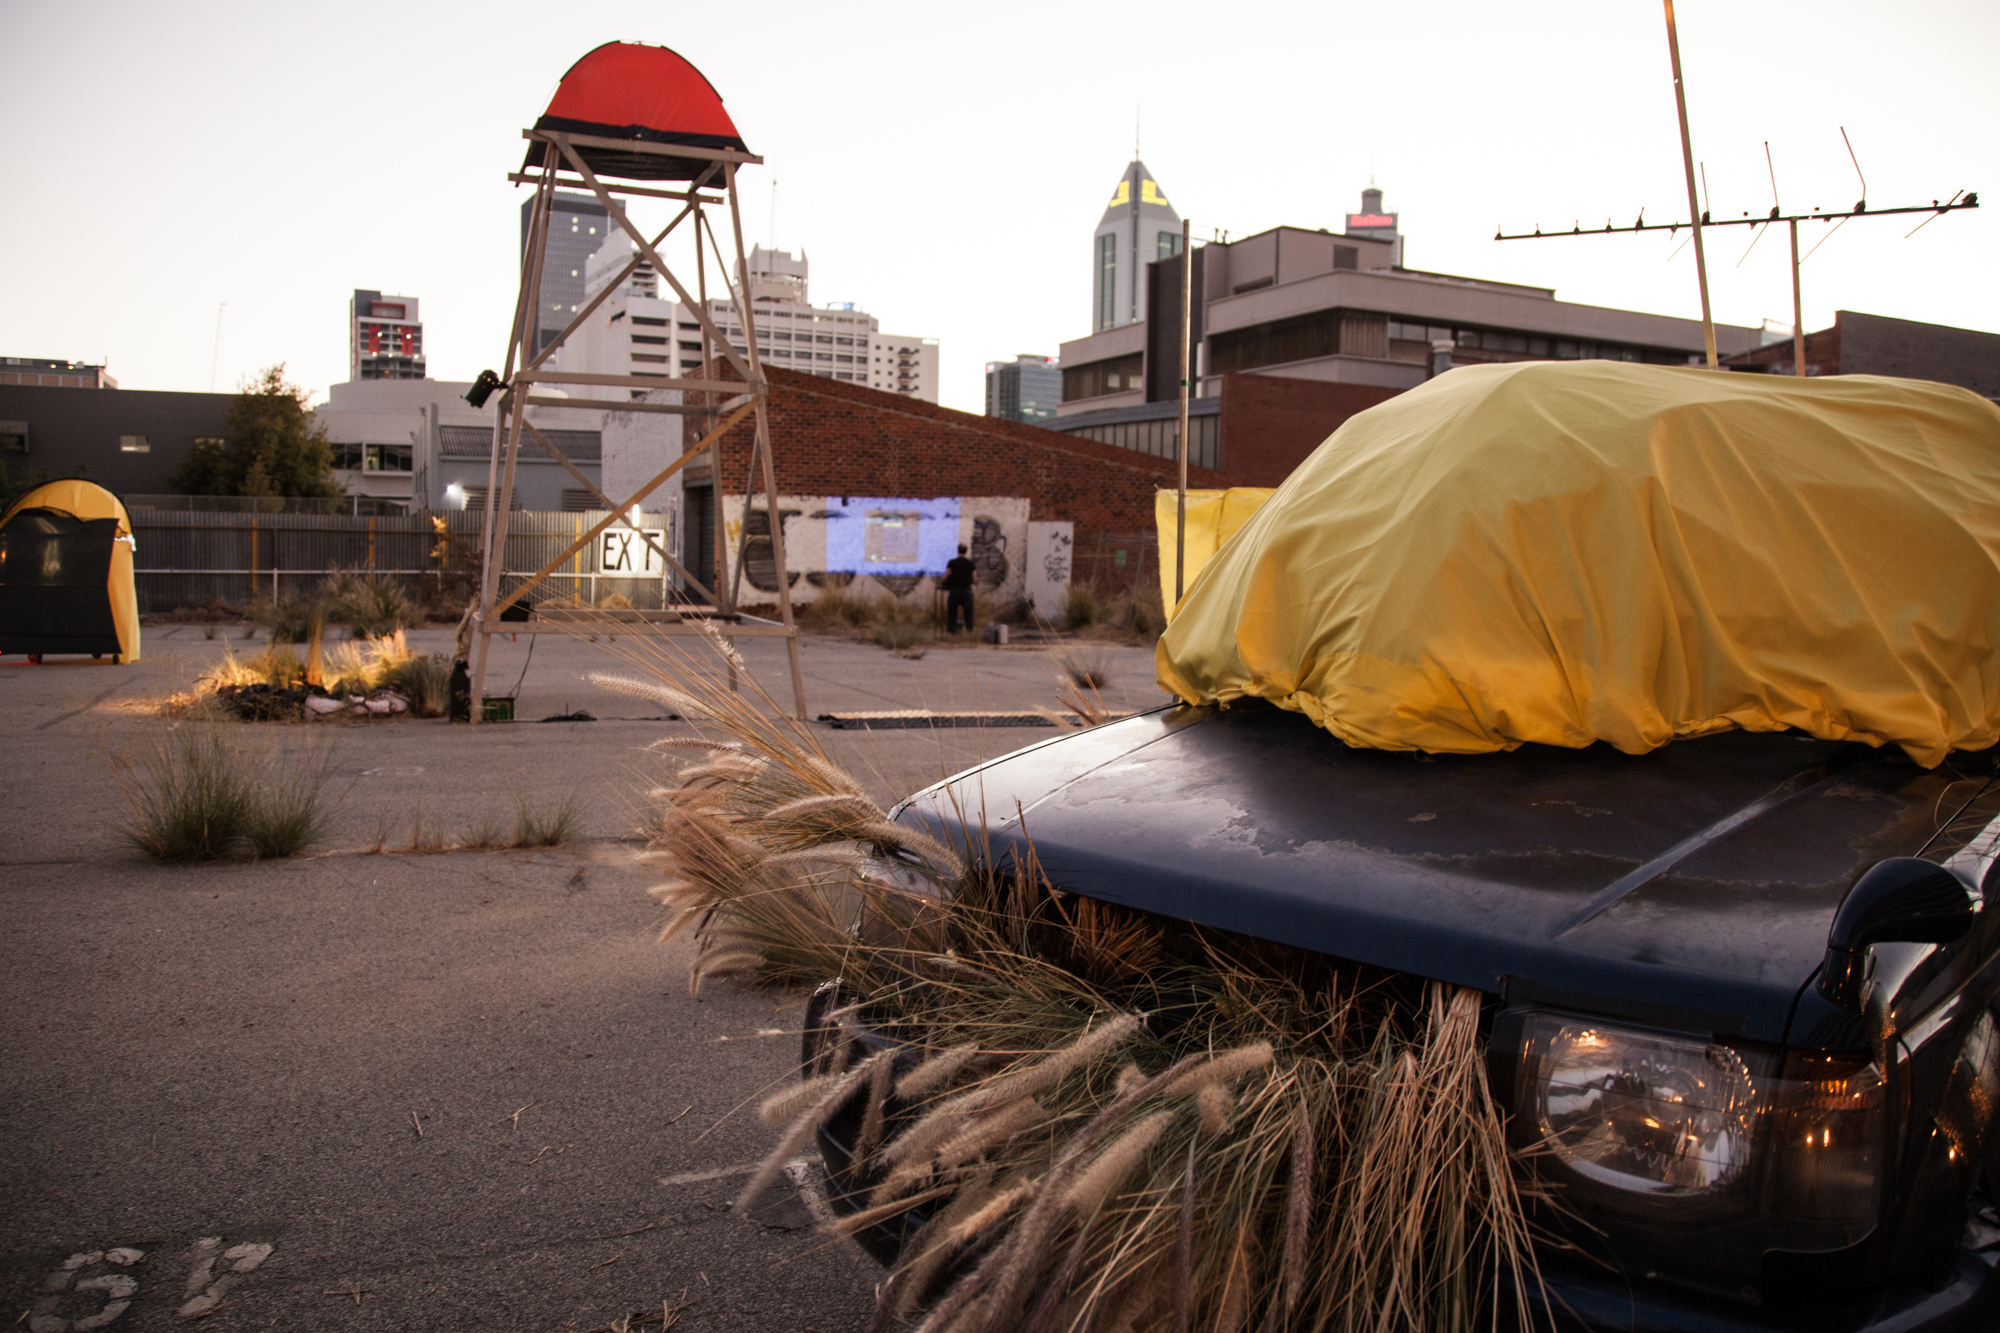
[{"xmin": 1495, "ymin": 2, "xmax": 1976, "ymax": 377}]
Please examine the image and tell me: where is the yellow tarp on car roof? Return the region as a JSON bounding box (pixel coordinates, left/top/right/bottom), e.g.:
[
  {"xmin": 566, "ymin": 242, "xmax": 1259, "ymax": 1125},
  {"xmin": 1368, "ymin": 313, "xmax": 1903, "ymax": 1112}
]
[
  {"xmin": 1156, "ymin": 361, "xmax": 2000, "ymax": 767},
  {"xmin": 1154, "ymin": 487, "xmax": 1274, "ymax": 619}
]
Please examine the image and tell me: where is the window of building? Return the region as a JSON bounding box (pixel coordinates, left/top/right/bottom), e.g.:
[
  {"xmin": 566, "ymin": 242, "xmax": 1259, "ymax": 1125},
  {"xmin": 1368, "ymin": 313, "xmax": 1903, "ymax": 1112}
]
[
  {"xmin": 365, "ymin": 443, "xmax": 413, "ymax": 473},
  {"xmin": 816, "ymin": 335, "xmax": 833, "ymax": 344},
  {"xmin": 632, "ymin": 316, "xmax": 667, "ymax": 326},
  {"xmin": 560, "ymin": 489, "xmax": 598, "ymax": 513},
  {"xmin": 1095, "ymin": 233, "xmax": 1117, "ymax": 332},
  {"xmin": 1333, "ymin": 246, "xmax": 1358, "ymax": 271},
  {"xmin": 679, "ymin": 341, "xmax": 704, "ymax": 352},
  {"xmin": 332, "ymin": 442, "xmax": 365, "ymax": 470},
  {"xmin": 0, "ymin": 420, "xmax": 28, "ymax": 453},
  {"xmin": 1208, "ymin": 309, "xmax": 1340, "ymax": 375},
  {"xmin": 632, "ymin": 353, "xmax": 670, "ymax": 364},
  {"xmin": 632, "ymin": 335, "xmax": 668, "ymax": 345},
  {"xmin": 119, "ymin": 435, "xmax": 150, "ymax": 453},
  {"xmin": 1061, "ymin": 353, "xmax": 1144, "ymax": 402},
  {"xmin": 1157, "ymin": 230, "xmax": 1183, "ymax": 260}
]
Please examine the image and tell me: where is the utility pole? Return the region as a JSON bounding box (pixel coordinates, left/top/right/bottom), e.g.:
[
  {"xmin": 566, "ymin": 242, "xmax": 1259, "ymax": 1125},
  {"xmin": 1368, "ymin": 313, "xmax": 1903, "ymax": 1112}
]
[
  {"xmin": 1174, "ymin": 218, "xmax": 1191, "ymax": 609},
  {"xmin": 1663, "ymin": 0, "xmax": 1717, "ymax": 367}
]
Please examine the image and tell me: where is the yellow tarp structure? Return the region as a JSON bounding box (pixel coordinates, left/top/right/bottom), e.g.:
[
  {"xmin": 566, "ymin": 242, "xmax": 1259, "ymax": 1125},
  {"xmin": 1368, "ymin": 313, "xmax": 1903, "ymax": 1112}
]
[
  {"xmin": 1155, "ymin": 487, "xmax": 1274, "ymax": 620},
  {"xmin": 0, "ymin": 480, "xmax": 141, "ymax": 662},
  {"xmin": 1157, "ymin": 361, "xmax": 2000, "ymax": 767}
]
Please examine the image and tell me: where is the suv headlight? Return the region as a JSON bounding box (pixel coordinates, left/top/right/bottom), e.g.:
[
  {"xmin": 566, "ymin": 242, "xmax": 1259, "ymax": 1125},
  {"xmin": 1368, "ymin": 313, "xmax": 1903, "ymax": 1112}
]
[
  {"xmin": 1534, "ymin": 1019, "xmax": 1759, "ymax": 1194},
  {"xmin": 1511, "ymin": 1011, "xmax": 1886, "ymax": 1298}
]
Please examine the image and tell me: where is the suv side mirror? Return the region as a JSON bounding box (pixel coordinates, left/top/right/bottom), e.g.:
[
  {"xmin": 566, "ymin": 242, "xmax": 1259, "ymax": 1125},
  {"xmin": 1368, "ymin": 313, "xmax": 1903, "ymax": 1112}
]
[{"xmin": 1818, "ymin": 857, "xmax": 1977, "ymax": 1011}]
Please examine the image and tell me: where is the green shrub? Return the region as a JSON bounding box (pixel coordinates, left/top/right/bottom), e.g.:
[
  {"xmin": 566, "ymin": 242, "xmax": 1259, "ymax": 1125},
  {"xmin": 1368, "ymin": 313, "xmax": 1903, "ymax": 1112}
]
[{"xmin": 1061, "ymin": 585, "xmax": 1102, "ymax": 631}]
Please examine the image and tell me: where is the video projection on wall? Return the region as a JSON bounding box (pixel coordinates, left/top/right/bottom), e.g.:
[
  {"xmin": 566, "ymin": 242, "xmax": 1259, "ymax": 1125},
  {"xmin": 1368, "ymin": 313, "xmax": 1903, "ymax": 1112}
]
[{"xmin": 822, "ymin": 496, "xmax": 961, "ymax": 575}]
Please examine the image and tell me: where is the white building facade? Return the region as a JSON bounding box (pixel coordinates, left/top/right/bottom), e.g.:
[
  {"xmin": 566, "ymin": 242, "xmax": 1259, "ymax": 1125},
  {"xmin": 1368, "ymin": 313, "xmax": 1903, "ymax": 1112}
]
[{"xmin": 566, "ymin": 240, "xmax": 939, "ymax": 402}]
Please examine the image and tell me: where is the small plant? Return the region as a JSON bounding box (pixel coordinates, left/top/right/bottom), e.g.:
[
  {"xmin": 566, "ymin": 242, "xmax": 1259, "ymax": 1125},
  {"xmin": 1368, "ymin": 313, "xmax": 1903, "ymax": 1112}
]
[
  {"xmin": 800, "ymin": 582, "xmax": 878, "ymax": 632},
  {"xmin": 512, "ymin": 792, "xmax": 582, "ymax": 847},
  {"xmin": 1061, "ymin": 583, "xmax": 1102, "ymax": 631},
  {"xmin": 1055, "ymin": 643, "xmax": 1111, "ymax": 690},
  {"xmin": 387, "ymin": 653, "xmax": 452, "ymax": 718},
  {"xmin": 112, "ymin": 727, "xmax": 341, "ymax": 862},
  {"xmin": 872, "ymin": 596, "xmax": 932, "ymax": 651},
  {"xmin": 242, "ymin": 741, "xmax": 340, "ymax": 858},
  {"xmin": 202, "ymin": 624, "xmax": 217, "ymax": 641},
  {"xmin": 321, "ymin": 570, "xmax": 414, "ymax": 638},
  {"xmin": 247, "ymin": 594, "xmax": 317, "ymax": 644},
  {"xmin": 460, "ymin": 821, "xmax": 506, "ymax": 850},
  {"xmin": 114, "ymin": 727, "xmax": 257, "ymax": 861}
]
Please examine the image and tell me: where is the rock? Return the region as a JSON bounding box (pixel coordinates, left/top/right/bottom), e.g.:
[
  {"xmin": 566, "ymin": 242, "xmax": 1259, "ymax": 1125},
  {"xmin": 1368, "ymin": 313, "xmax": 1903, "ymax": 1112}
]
[{"xmin": 305, "ymin": 696, "xmax": 344, "ymax": 715}]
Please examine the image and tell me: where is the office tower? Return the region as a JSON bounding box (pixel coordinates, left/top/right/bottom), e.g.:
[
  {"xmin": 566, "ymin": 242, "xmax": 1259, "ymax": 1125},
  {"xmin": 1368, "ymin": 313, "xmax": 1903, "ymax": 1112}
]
[{"xmin": 349, "ymin": 290, "xmax": 425, "ymax": 381}]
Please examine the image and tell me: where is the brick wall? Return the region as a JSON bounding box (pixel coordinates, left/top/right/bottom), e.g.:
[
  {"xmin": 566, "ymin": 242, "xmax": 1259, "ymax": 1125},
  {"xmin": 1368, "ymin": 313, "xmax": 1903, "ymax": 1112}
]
[
  {"xmin": 1216, "ymin": 373, "xmax": 1404, "ymax": 487},
  {"xmin": 700, "ymin": 366, "xmax": 1230, "ymax": 585}
]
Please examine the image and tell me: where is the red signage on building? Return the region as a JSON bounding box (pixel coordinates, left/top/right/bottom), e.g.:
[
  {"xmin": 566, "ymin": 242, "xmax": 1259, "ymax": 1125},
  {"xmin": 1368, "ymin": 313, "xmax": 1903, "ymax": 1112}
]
[{"xmin": 1345, "ymin": 214, "xmax": 1396, "ymax": 230}]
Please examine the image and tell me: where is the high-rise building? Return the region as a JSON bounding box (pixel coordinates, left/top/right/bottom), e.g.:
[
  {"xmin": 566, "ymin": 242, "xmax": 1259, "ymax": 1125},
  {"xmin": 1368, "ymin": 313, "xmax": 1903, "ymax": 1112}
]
[
  {"xmin": 1092, "ymin": 160, "xmax": 1181, "ymax": 332},
  {"xmin": 566, "ymin": 239, "xmax": 940, "ymax": 402},
  {"xmin": 1344, "ymin": 186, "xmax": 1402, "ymax": 268},
  {"xmin": 524, "ymin": 192, "xmax": 612, "ymax": 357},
  {"xmin": 984, "ymin": 355, "xmax": 1060, "ymax": 423},
  {"xmin": 349, "ymin": 291, "xmax": 425, "ymax": 381}
]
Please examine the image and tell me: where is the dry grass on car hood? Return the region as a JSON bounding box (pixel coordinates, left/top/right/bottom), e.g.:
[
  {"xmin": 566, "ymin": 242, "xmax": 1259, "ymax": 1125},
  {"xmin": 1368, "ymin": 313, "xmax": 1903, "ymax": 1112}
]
[{"xmin": 589, "ymin": 620, "xmax": 1547, "ymax": 1333}]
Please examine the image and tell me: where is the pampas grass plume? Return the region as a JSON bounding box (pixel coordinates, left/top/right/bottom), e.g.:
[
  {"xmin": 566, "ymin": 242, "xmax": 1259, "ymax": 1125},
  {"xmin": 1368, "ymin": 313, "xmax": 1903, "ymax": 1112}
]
[
  {"xmin": 1064, "ymin": 1111, "xmax": 1171, "ymax": 1216},
  {"xmin": 897, "ymin": 1044, "xmax": 981, "ymax": 1100},
  {"xmin": 1195, "ymin": 1083, "xmax": 1233, "ymax": 1135},
  {"xmin": 1159, "ymin": 1040, "xmax": 1273, "ymax": 1099}
]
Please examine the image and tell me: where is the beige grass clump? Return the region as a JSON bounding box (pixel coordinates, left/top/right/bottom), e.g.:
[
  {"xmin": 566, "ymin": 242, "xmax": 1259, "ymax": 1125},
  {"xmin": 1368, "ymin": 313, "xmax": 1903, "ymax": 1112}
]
[{"xmin": 575, "ymin": 611, "xmax": 1545, "ymax": 1333}]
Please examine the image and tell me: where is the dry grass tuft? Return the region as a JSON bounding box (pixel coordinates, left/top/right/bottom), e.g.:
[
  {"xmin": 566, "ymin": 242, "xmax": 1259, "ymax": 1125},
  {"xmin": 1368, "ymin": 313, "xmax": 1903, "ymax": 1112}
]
[
  {"xmin": 584, "ymin": 619, "xmax": 1547, "ymax": 1333},
  {"xmin": 110, "ymin": 726, "xmax": 342, "ymax": 862}
]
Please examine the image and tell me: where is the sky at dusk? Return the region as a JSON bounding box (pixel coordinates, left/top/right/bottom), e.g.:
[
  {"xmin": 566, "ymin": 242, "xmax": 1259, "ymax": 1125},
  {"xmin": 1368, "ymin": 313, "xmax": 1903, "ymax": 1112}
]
[{"xmin": 3, "ymin": 0, "xmax": 1994, "ymax": 413}]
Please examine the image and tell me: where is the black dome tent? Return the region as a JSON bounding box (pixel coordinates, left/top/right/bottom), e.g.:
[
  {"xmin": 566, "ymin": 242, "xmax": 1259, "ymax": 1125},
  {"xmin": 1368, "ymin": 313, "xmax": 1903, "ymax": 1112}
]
[{"xmin": 0, "ymin": 479, "xmax": 141, "ymax": 663}]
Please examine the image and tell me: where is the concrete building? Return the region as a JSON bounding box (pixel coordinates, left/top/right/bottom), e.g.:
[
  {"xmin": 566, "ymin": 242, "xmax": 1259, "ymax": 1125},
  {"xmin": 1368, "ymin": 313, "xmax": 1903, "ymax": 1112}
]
[
  {"xmin": 984, "ymin": 355, "xmax": 1061, "ymax": 423},
  {"xmin": 349, "ymin": 291, "xmax": 426, "ymax": 381},
  {"xmin": 1093, "ymin": 160, "xmax": 1182, "ymax": 332},
  {"xmin": 1053, "ymin": 185, "xmax": 1763, "ymax": 484},
  {"xmin": 566, "ymin": 238, "xmax": 940, "ymax": 401},
  {"xmin": 0, "ymin": 383, "xmax": 228, "ymax": 496},
  {"xmin": 0, "ymin": 357, "xmax": 117, "ymax": 389},
  {"xmin": 525, "ymin": 192, "xmax": 612, "ymax": 358},
  {"xmin": 1722, "ymin": 310, "xmax": 2000, "ymax": 399},
  {"xmin": 313, "ymin": 378, "xmax": 602, "ymax": 513}
]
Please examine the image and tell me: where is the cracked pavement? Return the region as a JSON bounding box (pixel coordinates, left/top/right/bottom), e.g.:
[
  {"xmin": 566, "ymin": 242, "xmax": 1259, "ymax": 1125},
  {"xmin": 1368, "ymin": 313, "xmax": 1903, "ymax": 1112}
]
[{"xmin": 1, "ymin": 625, "xmax": 1167, "ymax": 1330}]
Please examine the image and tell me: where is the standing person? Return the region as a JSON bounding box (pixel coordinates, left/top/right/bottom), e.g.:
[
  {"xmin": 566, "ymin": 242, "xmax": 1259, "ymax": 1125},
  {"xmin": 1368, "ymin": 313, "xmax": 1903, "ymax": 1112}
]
[{"xmin": 942, "ymin": 544, "xmax": 977, "ymax": 634}]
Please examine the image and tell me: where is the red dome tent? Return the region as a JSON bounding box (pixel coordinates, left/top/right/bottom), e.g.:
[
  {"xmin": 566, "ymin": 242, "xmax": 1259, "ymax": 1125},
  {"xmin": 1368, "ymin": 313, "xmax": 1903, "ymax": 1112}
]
[
  {"xmin": 469, "ymin": 43, "xmax": 809, "ymax": 721},
  {"xmin": 526, "ymin": 43, "xmax": 750, "ymax": 181}
]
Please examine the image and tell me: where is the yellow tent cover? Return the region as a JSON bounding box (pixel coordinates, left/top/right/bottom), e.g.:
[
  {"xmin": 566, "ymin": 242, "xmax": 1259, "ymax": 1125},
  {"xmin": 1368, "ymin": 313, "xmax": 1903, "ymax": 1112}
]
[
  {"xmin": 1156, "ymin": 361, "xmax": 2000, "ymax": 767},
  {"xmin": 1, "ymin": 479, "xmax": 141, "ymax": 662},
  {"xmin": 1155, "ymin": 487, "xmax": 1274, "ymax": 619}
]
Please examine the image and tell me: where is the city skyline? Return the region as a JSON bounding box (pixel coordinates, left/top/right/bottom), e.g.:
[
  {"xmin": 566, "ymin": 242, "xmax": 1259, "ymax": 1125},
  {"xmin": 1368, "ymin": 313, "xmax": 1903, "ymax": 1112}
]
[{"xmin": 2, "ymin": 1, "xmax": 1993, "ymax": 415}]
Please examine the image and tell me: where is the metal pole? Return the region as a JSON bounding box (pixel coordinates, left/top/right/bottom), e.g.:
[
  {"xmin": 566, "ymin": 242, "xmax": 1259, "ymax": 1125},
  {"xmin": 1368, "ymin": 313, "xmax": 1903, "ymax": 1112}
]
[
  {"xmin": 1789, "ymin": 219, "xmax": 1806, "ymax": 377},
  {"xmin": 1174, "ymin": 218, "xmax": 1191, "ymax": 610},
  {"xmin": 1663, "ymin": 0, "xmax": 1718, "ymax": 368}
]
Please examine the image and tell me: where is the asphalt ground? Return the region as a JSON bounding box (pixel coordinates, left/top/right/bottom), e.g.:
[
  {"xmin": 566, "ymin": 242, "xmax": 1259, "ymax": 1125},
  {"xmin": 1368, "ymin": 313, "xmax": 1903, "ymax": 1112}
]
[{"xmin": 1, "ymin": 624, "xmax": 1169, "ymax": 1332}]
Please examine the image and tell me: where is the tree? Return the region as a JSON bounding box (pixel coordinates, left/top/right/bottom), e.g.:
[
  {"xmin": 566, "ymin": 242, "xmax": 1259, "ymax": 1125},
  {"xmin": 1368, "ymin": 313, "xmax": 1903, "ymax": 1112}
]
[{"xmin": 171, "ymin": 364, "xmax": 344, "ymax": 499}]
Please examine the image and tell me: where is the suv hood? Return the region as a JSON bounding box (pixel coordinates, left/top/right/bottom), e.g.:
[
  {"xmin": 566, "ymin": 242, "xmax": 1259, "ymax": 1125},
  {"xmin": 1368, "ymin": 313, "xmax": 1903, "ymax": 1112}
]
[{"xmin": 896, "ymin": 703, "xmax": 1981, "ymax": 1043}]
